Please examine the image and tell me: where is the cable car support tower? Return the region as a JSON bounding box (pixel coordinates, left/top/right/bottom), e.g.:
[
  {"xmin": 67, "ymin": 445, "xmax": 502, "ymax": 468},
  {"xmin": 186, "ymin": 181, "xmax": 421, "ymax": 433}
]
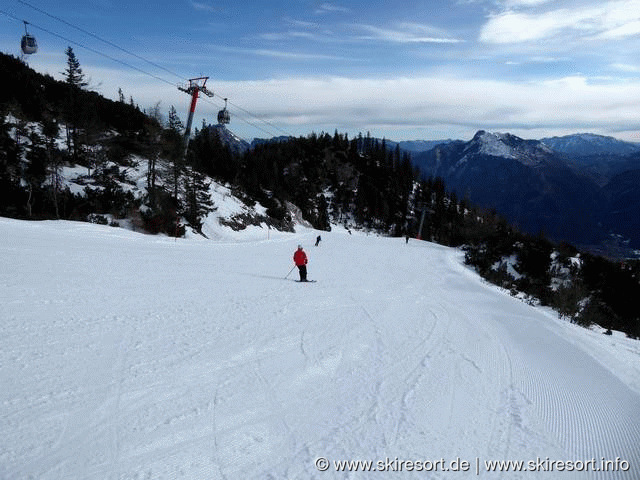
[{"xmin": 178, "ymin": 77, "xmax": 213, "ymax": 159}]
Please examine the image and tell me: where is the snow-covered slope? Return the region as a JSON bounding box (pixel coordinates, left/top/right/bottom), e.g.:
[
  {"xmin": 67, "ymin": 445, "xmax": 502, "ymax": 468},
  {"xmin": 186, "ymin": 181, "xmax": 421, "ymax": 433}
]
[{"xmin": 1, "ymin": 218, "xmax": 639, "ymax": 479}]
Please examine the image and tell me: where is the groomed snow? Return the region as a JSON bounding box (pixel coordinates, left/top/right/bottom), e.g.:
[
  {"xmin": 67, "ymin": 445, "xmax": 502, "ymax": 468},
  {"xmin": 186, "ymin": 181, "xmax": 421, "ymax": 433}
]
[{"xmin": 1, "ymin": 217, "xmax": 639, "ymax": 479}]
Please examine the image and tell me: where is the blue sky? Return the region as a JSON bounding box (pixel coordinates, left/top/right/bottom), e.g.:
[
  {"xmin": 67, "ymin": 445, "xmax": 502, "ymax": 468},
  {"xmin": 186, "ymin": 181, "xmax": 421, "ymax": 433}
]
[{"xmin": 3, "ymin": 0, "xmax": 640, "ymax": 142}]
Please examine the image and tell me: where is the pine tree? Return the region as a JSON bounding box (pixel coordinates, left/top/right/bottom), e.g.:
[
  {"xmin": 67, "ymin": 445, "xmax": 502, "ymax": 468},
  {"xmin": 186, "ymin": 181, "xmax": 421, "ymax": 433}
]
[
  {"xmin": 141, "ymin": 105, "xmax": 186, "ymax": 236},
  {"xmin": 316, "ymin": 194, "xmax": 331, "ymax": 231},
  {"xmin": 0, "ymin": 113, "xmax": 21, "ymax": 216},
  {"xmin": 41, "ymin": 115, "xmax": 61, "ymax": 218},
  {"xmin": 183, "ymin": 168, "xmax": 215, "ymax": 234},
  {"xmin": 63, "ymin": 47, "xmax": 87, "ymax": 89},
  {"xmin": 145, "ymin": 102, "xmax": 163, "ymax": 209},
  {"xmin": 165, "ymin": 105, "xmax": 184, "ymax": 202},
  {"xmin": 24, "ymin": 128, "xmax": 47, "ymax": 217},
  {"xmin": 62, "ymin": 47, "xmax": 87, "ymax": 162}
]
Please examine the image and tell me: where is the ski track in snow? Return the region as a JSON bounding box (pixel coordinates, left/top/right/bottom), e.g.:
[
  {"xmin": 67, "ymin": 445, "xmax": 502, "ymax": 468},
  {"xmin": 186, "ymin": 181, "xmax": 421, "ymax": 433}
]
[{"xmin": 1, "ymin": 217, "xmax": 639, "ymax": 479}]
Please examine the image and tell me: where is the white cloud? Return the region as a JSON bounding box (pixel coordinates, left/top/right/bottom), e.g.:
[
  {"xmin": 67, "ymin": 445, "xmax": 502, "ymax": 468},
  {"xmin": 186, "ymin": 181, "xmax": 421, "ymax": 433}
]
[
  {"xmin": 611, "ymin": 63, "xmax": 640, "ymax": 73},
  {"xmin": 481, "ymin": 0, "xmax": 640, "ymax": 44},
  {"xmin": 259, "ymin": 31, "xmax": 321, "ymax": 41},
  {"xmin": 208, "ymin": 74, "xmax": 640, "ymax": 140},
  {"xmin": 504, "ymin": 0, "xmax": 552, "ymax": 6},
  {"xmin": 480, "ymin": 7, "xmax": 600, "ymax": 43},
  {"xmin": 284, "ymin": 18, "xmax": 320, "ymax": 29},
  {"xmin": 597, "ymin": 19, "xmax": 640, "ymax": 39},
  {"xmin": 315, "ymin": 3, "xmax": 350, "ymax": 14},
  {"xmin": 355, "ymin": 23, "xmax": 463, "ymax": 44},
  {"xmin": 190, "ymin": 2, "xmax": 220, "ymax": 12},
  {"xmin": 214, "ymin": 46, "xmax": 355, "ymax": 62}
]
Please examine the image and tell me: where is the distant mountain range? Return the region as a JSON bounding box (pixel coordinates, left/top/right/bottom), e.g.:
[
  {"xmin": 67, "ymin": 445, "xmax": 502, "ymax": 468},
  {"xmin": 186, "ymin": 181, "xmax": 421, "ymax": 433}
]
[
  {"xmin": 540, "ymin": 133, "xmax": 640, "ymax": 157},
  {"xmin": 391, "ymin": 132, "xmax": 640, "ymax": 156},
  {"xmin": 207, "ymin": 126, "xmax": 294, "ymax": 154},
  {"xmin": 411, "ymin": 131, "xmax": 640, "ymax": 254},
  {"xmin": 396, "ymin": 139, "xmax": 455, "ymax": 153}
]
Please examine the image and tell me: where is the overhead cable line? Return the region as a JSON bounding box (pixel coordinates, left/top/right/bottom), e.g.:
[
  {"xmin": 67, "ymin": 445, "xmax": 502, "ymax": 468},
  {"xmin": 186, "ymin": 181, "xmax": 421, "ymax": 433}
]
[{"xmin": 16, "ymin": 0, "xmax": 186, "ymax": 82}]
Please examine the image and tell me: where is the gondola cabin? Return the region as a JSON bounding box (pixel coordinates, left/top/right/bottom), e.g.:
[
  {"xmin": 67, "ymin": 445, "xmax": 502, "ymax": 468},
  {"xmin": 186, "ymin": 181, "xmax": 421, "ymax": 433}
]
[
  {"xmin": 217, "ymin": 98, "xmax": 230, "ymax": 125},
  {"xmin": 21, "ymin": 22, "xmax": 37, "ymax": 55},
  {"xmin": 21, "ymin": 34, "xmax": 37, "ymax": 55}
]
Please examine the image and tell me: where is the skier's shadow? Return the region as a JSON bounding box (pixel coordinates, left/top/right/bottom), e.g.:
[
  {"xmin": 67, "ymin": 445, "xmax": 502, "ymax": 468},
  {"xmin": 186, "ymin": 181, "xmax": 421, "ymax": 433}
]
[{"xmin": 238, "ymin": 273, "xmax": 291, "ymax": 282}]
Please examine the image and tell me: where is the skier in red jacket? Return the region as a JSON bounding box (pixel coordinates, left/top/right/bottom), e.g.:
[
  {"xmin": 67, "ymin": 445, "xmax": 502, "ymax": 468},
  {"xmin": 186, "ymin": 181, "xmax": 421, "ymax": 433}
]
[{"xmin": 293, "ymin": 245, "xmax": 308, "ymax": 282}]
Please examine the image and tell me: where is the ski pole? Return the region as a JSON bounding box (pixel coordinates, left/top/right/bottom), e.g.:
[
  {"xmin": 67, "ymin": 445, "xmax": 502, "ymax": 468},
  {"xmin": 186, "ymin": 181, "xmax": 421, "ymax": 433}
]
[{"xmin": 285, "ymin": 264, "xmax": 296, "ymax": 279}]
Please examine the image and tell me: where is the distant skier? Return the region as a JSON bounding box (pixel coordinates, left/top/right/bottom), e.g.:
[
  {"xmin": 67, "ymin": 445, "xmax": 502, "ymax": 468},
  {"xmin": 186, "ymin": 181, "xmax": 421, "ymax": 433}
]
[
  {"xmin": 315, "ymin": 235, "xmax": 321, "ymax": 246},
  {"xmin": 293, "ymin": 245, "xmax": 308, "ymax": 282}
]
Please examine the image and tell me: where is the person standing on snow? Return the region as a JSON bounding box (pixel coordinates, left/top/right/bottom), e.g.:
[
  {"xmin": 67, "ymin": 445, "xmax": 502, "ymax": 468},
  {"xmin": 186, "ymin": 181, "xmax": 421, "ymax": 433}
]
[{"xmin": 293, "ymin": 245, "xmax": 308, "ymax": 282}]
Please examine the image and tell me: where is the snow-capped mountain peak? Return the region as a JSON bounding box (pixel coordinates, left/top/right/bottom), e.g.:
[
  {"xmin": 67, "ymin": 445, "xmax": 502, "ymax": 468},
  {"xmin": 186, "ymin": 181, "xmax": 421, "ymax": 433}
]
[
  {"xmin": 473, "ymin": 130, "xmax": 517, "ymax": 159},
  {"xmin": 468, "ymin": 130, "xmax": 554, "ymax": 166}
]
